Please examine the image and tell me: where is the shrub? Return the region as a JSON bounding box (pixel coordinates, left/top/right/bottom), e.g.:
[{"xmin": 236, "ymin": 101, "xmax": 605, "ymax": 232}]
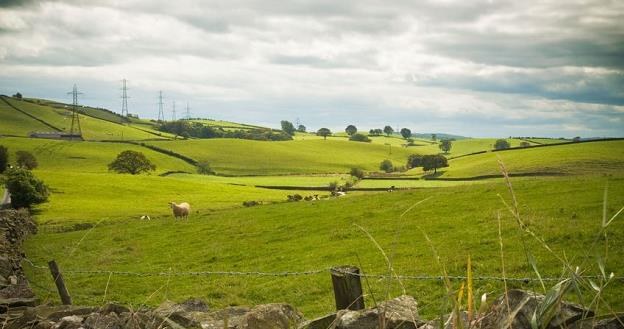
[
  {"xmin": 520, "ymin": 141, "xmax": 531, "ymax": 148},
  {"xmin": 108, "ymin": 150, "xmax": 156, "ymax": 175},
  {"xmin": 5, "ymin": 168, "xmax": 49, "ymax": 209},
  {"xmin": 0, "ymin": 145, "xmax": 8, "ymax": 173},
  {"xmin": 16, "ymin": 151, "xmax": 38, "ymax": 170},
  {"xmin": 328, "ymin": 180, "xmax": 339, "ymax": 191},
  {"xmin": 494, "ymin": 139, "xmax": 510, "ymax": 150},
  {"xmin": 350, "ymin": 167, "xmax": 365, "ymax": 179},
  {"xmin": 349, "ymin": 133, "xmax": 371, "ymax": 142},
  {"xmin": 197, "ymin": 161, "xmax": 214, "ymax": 175},
  {"xmin": 242, "ymin": 201, "xmax": 260, "ymax": 207},
  {"xmin": 379, "ymin": 159, "xmax": 394, "ymax": 173}
]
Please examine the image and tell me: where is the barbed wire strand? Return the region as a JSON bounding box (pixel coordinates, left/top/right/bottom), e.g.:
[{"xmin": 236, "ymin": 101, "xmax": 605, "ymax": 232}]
[{"xmin": 22, "ymin": 258, "xmax": 624, "ymax": 283}]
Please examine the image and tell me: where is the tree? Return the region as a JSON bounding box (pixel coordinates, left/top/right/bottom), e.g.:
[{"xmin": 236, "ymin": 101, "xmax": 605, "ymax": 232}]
[
  {"xmin": 316, "ymin": 128, "xmax": 332, "ymax": 140},
  {"xmin": 439, "ymin": 139, "xmax": 452, "ymax": 154},
  {"xmin": 400, "ymin": 128, "xmax": 411, "ymax": 139},
  {"xmin": 16, "ymin": 151, "xmax": 38, "ymax": 170},
  {"xmin": 12, "ymin": 92, "xmax": 22, "ymax": 99},
  {"xmin": 108, "ymin": 150, "xmax": 156, "ymax": 175},
  {"xmin": 383, "ymin": 126, "xmax": 394, "ymax": 136},
  {"xmin": 350, "ymin": 167, "xmax": 365, "ymax": 179},
  {"xmin": 0, "ymin": 145, "xmax": 8, "ymax": 173},
  {"xmin": 520, "ymin": 141, "xmax": 531, "ymax": 148},
  {"xmin": 297, "ymin": 125, "xmax": 306, "ymax": 133},
  {"xmin": 379, "ymin": 159, "xmax": 394, "ymax": 173},
  {"xmin": 345, "ymin": 125, "xmax": 357, "ymax": 136},
  {"xmin": 197, "ymin": 161, "xmax": 214, "ymax": 175},
  {"xmin": 406, "ymin": 154, "xmax": 423, "ymax": 169},
  {"xmin": 349, "ymin": 133, "xmax": 371, "ymax": 142},
  {"xmin": 572, "ymin": 136, "xmax": 581, "ymax": 142},
  {"xmin": 431, "ymin": 134, "xmax": 437, "ymax": 141},
  {"xmin": 5, "ymin": 168, "xmax": 49, "ymax": 208},
  {"xmin": 280, "ymin": 120, "xmax": 296, "ymax": 136},
  {"xmin": 422, "ymin": 154, "xmax": 448, "ymax": 174},
  {"xmin": 494, "ymin": 139, "xmax": 510, "ymax": 150}
]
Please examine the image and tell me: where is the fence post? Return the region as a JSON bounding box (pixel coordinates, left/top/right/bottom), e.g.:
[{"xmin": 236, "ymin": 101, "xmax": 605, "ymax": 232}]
[
  {"xmin": 48, "ymin": 260, "xmax": 72, "ymax": 305},
  {"xmin": 330, "ymin": 265, "xmax": 365, "ymax": 310}
]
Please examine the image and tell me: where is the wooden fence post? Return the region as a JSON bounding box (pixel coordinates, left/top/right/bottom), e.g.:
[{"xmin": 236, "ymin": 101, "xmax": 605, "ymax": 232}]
[
  {"xmin": 330, "ymin": 265, "xmax": 365, "ymax": 310},
  {"xmin": 48, "ymin": 260, "xmax": 72, "ymax": 305}
]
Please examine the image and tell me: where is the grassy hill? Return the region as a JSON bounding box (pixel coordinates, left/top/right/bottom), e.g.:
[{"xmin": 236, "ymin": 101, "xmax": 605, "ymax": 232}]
[{"xmin": 144, "ymin": 139, "xmax": 418, "ymax": 175}]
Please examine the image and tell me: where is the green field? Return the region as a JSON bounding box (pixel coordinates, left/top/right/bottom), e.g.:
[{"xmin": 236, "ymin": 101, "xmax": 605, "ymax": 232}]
[
  {"xmin": 0, "ymin": 100, "xmax": 53, "ymax": 136},
  {"xmin": 144, "ymin": 139, "xmax": 417, "ymax": 175}
]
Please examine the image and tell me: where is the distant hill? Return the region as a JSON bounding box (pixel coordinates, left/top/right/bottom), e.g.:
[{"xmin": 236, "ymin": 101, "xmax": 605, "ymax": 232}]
[{"xmin": 411, "ymin": 133, "xmax": 468, "ymax": 140}]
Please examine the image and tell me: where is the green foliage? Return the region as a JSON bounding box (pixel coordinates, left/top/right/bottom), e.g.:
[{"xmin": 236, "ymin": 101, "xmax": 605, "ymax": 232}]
[
  {"xmin": 297, "ymin": 125, "xmax": 306, "ymax": 133},
  {"xmin": 345, "ymin": 125, "xmax": 357, "ymax": 136},
  {"xmin": 439, "ymin": 139, "xmax": 453, "ymax": 154},
  {"xmin": 16, "ymin": 151, "xmax": 38, "ymax": 170},
  {"xmin": 520, "ymin": 141, "xmax": 531, "ymax": 148},
  {"xmin": 380, "ymin": 159, "xmax": 394, "ymax": 172},
  {"xmin": 349, "ymin": 133, "xmax": 371, "ymax": 142},
  {"xmin": 197, "ymin": 161, "xmax": 214, "ymax": 175},
  {"xmin": 369, "ymin": 128, "xmax": 383, "ymax": 136},
  {"xmin": 422, "ymin": 154, "xmax": 449, "ymax": 173},
  {"xmin": 159, "ymin": 120, "xmax": 291, "ymax": 141},
  {"xmin": 431, "ymin": 133, "xmax": 437, "ymax": 141},
  {"xmin": 5, "ymin": 167, "xmax": 49, "ymax": 208},
  {"xmin": 108, "ymin": 150, "xmax": 156, "ymax": 175},
  {"xmin": 316, "ymin": 128, "xmax": 332, "ymax": 140},
  {"xmin": 494, "ymin": 139, "xmax": 511, "ymax": 150},
  {"xmin": 0, "ymin": 145, "xmax": 8, "ymax": 173},
  {"xmin": 350, "ymin": 167, "xmax": 365, "ymax": 179},
  {"xmin": 383, "ymin": 125, "xmax": 394, "ymax": 136},
  {"xmin": 407, "ymin": 154, "xmax": 423, "ymax": 169},
  {"xmin": 281, "ymin": 120, "xmax": 296, "ymax": 136},
  {"xmin": 13, "ymin": 92, "xmax": 22, "ymax": 99},
  {"xmin": 400, "ymin": 128, "xmax": 412, "ymax": 139}
]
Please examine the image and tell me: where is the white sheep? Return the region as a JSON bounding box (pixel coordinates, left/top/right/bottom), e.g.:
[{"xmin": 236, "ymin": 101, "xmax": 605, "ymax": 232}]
[{"xmin": 169, "ymin": 202, "xmax": 191, "ymax": 220}]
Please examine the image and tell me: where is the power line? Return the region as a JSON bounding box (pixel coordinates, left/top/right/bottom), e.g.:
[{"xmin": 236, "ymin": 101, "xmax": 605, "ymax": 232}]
[
  {"xmin": 172, "ymin": 101, "xmax": 176, "ymax": 121},
  {"xmin": 185, "ymin": 102, "xmax": 191, "ymax": 119}
]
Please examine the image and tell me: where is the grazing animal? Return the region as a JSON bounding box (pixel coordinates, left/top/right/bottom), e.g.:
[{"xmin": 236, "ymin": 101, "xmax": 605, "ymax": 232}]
[
  {"xmin": 169, "ymin": 202, "xmax": 191, "ymax": 220},
  {"xmin": 140, "ymin": 215, "xmax": 151, "ymax": 221}
]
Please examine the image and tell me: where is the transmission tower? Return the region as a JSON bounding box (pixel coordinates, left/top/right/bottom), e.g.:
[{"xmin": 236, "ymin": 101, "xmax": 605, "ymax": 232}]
[
  {"xmin": 185, "ymin": 102, "xmax": 191, "ymax": 119},
  {"xmin": 172, "ymin": 101, "xmax": 176, "ymax": 121},
  {"xmin": 157, "ymin": 91, "xmax": 164, "ymax": 122},
  {"xmin": 66, "ymin": 84, "xmax": 83, "ymax": 140},
  {"xmin": 121, "ymin": 78, "xmax": 129, "ymax": 117}
]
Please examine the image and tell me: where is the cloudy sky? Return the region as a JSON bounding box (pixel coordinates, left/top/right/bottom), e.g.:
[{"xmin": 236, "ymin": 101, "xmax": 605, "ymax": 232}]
[{"xmin": 1, "ymin": 0, "xmax": 623, "ymax": 137}]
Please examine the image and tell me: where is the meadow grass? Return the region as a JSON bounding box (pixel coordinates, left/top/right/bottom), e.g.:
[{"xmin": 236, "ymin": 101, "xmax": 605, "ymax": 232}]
[
  {"xmin": 0, "ymin": 100, "xmax": 52, "ymax": 136},
  {"xmin": 144, "ymin": 139, "xmax": 416, "ymax": 175},
  {"xmin": 355, "ymin": 178, "xmax": 494, "ymax": 188},
  {"xmin": 169, "ymin": 173, "xmax": 350, "ymax": 187},
  {"xmin": 0, "ymin": 137, "xmax": 194, "ymax": 174},
  {"xmin": 24, "ymin": 174, "xmax": 624, "ymax": 318},
  {"xmin": 444, "ymin": 138, "xmax": 538, "ymax": 158},
  {"xmin": 441, "ymin": 140, "xmax": 624, "ymax": 178}
]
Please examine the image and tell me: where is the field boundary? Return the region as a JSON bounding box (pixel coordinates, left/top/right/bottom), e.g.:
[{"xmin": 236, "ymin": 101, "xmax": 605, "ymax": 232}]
[
  {"xmin": 105, "ymin": 140, "xmax": 199, "ymax": 166},
  {"xmin": 0, "ymin": 96, "xmax": 63, "ymax": 132},
  {"xmin": 425, "ymin": 172, "xmax": 566, "ymax": 181}
]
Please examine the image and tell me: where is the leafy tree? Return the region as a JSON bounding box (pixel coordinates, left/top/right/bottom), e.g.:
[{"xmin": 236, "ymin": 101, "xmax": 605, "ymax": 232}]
[
  {"xmin": 297, "ymin": 125, "xmax": 306, "ymax": 133},
  {"xmin": 431, "ymin": 134, "xmax": 437, "ymax": 141},
  {"xmin": 400, "ymin": 128, "xmax": 412, "ymax": 139},
  {"xmin": 406, "ymin": 154, "xmax": 423, "ymax": 169},
  {"xmin": 350, "ymin": 167, "xmax": 365, "ymax": 179},
  {"xmin": 316, "ymin": 128, "xmax": 332, "ymax": 140},
  {"xmin": 349, "ymin": 133, "xmax": 371, "ymax": 142},
  {"xmin": 5, "ymin": 168, "xmax": 49, "ymax": 208},
  {"xmin": 520, "ymin": 141, "xmax": 531, "ymax": 148},
  {"xmin": 16, "ymin": 151, "xmax": 38, "ymax": 170},
  {"xmin": 108, "ymin": 150, "xmax": 156, "ymax": 175},
  {"xmin": 439, "ymin": 139, "xmax": 452, "ymax": 154},
  {"xmin": 0, "ymin": 145, "xmax": 8, "ymax": 173},
  {"xmin": 572, "ymin": 136, "xmax": 581, "ymax": 142},
  {"xmin": 197, "ymin": 161, "xmax": 214, "ymax": 175},
  {"xmin": 379, "ymin": 159, "xmax": 394, "ymax": 173},
  {"xmin": 383, "ymin": 126, "xmax": 394, "ymax": 136},
  {"xmin": 345, "ymin": 125, "xmax": 357, "ymax": 136},
  {"xmin": 494, "ymin": 139, "xmax": 510, "ymax": 150},
  {"xmin": 12, "ymin": 92, "xmax": 22, "ymax": 99},
  {"xmin": 421, "ymin": 154, "xmax": 448, "ymax": 174},
  {"xmin": 281, "ymin": 120, "xmax": 296, "ymax": 136}
]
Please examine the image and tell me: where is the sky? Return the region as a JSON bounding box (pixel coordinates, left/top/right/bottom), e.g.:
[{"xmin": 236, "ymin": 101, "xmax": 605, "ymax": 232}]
[{"xmin": 0, "ymin": 0, "xmax": 623, "ymax": 137}]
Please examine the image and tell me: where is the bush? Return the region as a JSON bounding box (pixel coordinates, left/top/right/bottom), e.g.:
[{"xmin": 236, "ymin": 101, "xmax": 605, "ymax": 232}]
[
  {"xmin": 520, "ymin": 141, "xmax": 531, "ymax": 148},
  {"xmin": 197, "ymin": 161, "xmax": 214, "ymax": 175},
  {"xmin": 5, "ymin": 168, "xmax": 49, "ymax": 209},
  {"xmin": 406, "ymin": 154, "xmax": 423, "ymax": 169},
  {"xmin": 350, "ymin": 167, "xmax": 365, "ymax": 179},
  {"xmin": 494, "ymin": 139, "xmax": 510, "ymax": 150},
  {"xmin": 379, "ymin": 159, "xmax": 394, "ymax": 173},
  {"xmin": 349, "ymin": 133, "xmax": 371, "ymax": 142},
  {"xmin": 242, "ymin": 200, "xmax": 260, "ymax": 207},
  {"xmin": 328, "ymin": 180, "xmax": 339, "ymax": 191},
  {"xmin": 16, "ymin": 151, "xmax": 38, "ymax": 170},
  {"xmin": 0, "ymin": 145, "xmax": 8, "ymax": 173},
  {"xmin": 108, "ymin": 150, "xmax": 156, "ymax": 175}
]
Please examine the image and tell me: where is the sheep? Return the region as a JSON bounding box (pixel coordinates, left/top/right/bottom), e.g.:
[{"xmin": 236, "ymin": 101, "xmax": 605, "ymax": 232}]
[
  {"xmin": 169, "ymin": 202, "xmax": 191, "ymax": 220},
  {"xmin": 140, "ymin": 215, "xmax": 151, "ymax": 221}
]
